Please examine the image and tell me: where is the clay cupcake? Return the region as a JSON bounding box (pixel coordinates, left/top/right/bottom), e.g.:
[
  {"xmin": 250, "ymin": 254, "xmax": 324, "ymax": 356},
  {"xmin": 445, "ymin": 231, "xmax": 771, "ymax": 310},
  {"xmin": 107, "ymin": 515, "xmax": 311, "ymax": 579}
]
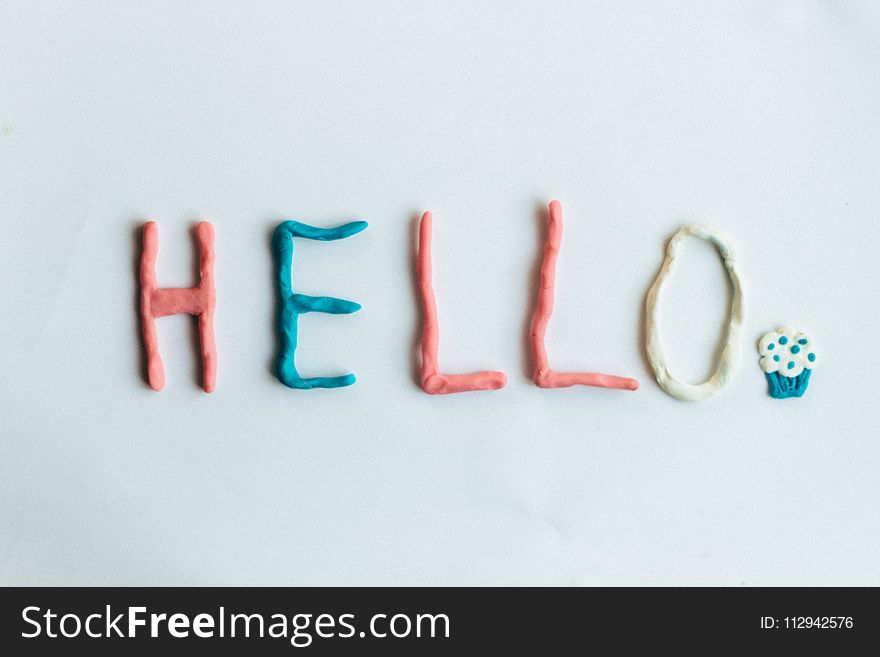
[{"xmin": 758, "ymin": 328, "xmax": 817, "ymax": 399}]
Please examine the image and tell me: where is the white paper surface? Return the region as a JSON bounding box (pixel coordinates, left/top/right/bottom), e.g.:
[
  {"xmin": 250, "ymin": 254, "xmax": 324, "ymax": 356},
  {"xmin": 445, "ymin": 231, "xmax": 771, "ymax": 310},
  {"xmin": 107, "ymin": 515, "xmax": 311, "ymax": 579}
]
[{"xmin": 1, "ymin": 0, "xmax": 878, "ymax": 585}]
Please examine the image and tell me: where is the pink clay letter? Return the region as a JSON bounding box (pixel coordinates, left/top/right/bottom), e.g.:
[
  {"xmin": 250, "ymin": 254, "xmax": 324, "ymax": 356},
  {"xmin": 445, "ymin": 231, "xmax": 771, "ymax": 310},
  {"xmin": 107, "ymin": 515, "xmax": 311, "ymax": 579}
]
[
  {"xmin": 140, "ymin": 221, "xmax": 217, "ymax": 392},
  {"xmin": 530, "ymin": 201, "xmax": 638, "ymax": 391},
  {"xmin": 417, "ymin": 211, "xmax": 506, "ymax": 394}
]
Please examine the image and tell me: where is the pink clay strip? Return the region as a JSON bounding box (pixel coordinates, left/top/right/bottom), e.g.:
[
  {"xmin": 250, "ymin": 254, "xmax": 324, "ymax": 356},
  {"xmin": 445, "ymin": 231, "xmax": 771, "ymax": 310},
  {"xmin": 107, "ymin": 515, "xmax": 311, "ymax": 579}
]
[
  {"xmin": 417, "ymin": 211, "xmax": 506, "ymax": 394},
  {"xmin": 530, "ymin": 201, "xmax": 638, "ymax": 391},
  {"xmin": 140, "ymin": 221, "xmax": 217, "ymax": 392}
]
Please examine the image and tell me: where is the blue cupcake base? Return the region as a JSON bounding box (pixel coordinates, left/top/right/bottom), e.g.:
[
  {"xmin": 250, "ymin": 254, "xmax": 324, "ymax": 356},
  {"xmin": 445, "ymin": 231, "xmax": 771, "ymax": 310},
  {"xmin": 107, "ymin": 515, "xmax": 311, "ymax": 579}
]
[{"xmin": 766, "ymin": 370, "xmax": 812, "ymax": 399}]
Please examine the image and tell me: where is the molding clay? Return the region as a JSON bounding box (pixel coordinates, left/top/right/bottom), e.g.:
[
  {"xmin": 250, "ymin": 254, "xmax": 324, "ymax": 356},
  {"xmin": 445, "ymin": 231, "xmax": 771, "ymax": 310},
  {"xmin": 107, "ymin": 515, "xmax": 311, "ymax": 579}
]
[
  {"xmin": 645, "ymin": 224, "xmax": 744, "ymax": 401},
  {"xmin": 530, "ymin": 201, "xmax": 638, "ymax": 391},
  {"xmin": 140, "ymin": 221, "xmax": 217, "ymax": 392},
  {"xmin": 272, "ymin": 220, "xmax": 367, "ymax": 389},
  {"xmin": 417, "ymin": 211, "xmax": 507, "ymax": 394},
  {"xmin": 758, "ymin": 327, "xmax": 817, "ymax": 399}
]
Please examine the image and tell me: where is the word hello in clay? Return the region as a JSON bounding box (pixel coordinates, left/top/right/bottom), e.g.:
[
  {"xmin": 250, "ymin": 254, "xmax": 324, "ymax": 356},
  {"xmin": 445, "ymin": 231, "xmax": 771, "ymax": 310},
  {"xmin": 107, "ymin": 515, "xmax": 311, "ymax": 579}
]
[{"xmin": 138, "ymin": 201, "xmax": 746, "ymax": 402}]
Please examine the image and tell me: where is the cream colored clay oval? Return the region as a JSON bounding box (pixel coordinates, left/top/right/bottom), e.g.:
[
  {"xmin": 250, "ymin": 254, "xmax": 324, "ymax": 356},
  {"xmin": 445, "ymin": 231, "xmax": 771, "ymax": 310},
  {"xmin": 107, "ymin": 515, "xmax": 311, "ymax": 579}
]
[{"xmin": 644, "ymin": 225, "xmax": 744, "ymax": 402}]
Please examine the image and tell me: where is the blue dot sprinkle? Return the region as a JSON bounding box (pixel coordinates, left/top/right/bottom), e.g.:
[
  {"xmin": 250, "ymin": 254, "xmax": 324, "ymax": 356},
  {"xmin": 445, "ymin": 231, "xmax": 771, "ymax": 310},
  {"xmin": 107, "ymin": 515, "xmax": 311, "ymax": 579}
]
[
  {"xmin": 808, "ymin": 353, "xmax": 816, "ymax": 362},
  {"xmin": 791, "ymin": 345, "xmax": 801, "ymax": 354},
  {"xmin": 798, "ymin": 338, "xmax": 808, "ymax": 345},
  {"xmin": 779, "ymin": 336, "xmax": 789, "ymax": 345},
  {"xmin": 787, "ymin": 361, "xmax": 795, "ymax": 370},
  {"xmin": 768, "ymin": 343, "xmax": 775, "ymax": 350},
  {"xmin": 773, "ymin": 355, "xmax": 780, "ymax": 362}
]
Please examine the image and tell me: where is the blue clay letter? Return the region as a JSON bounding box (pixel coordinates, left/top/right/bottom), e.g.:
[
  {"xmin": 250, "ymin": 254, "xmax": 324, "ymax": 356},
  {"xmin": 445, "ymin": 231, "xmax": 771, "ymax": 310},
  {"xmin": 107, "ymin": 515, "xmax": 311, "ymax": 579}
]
[{"xmin": 272, "ymin": 220, "xmax": 367, "ymax": 389}]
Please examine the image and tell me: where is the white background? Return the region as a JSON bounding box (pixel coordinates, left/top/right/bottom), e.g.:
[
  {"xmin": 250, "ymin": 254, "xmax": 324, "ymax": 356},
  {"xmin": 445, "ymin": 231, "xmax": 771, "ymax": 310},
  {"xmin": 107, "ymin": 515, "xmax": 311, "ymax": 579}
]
[{"xmin": 1, "ymin": 0, "xmax": 879, "ymax": 585}]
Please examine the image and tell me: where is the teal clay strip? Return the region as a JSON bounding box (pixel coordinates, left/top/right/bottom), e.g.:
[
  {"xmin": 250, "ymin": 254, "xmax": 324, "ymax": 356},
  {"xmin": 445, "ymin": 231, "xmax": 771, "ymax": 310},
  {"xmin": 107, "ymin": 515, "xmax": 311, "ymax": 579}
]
[
  {"xmin": 766, "ymin": 370, "xmax": 811, "ymax": 399},
  {"xmin": 272, "ymin": 220, "xmax": 367, "ymax": 389}
]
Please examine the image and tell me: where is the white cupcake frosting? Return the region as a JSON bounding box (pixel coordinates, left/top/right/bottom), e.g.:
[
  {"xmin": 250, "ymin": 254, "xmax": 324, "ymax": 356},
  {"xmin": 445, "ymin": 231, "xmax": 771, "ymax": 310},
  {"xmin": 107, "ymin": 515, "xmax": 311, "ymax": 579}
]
[{"xmin": 758, "ymin": 328, "xmax": 816, "ymax": 378}]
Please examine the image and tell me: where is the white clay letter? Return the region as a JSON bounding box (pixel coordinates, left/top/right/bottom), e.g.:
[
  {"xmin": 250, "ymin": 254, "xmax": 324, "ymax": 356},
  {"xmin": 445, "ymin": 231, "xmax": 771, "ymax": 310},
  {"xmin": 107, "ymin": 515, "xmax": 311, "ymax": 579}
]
[{"xmin": 645, "ymin": 225, "xmax": 744, "ymax": 401}]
